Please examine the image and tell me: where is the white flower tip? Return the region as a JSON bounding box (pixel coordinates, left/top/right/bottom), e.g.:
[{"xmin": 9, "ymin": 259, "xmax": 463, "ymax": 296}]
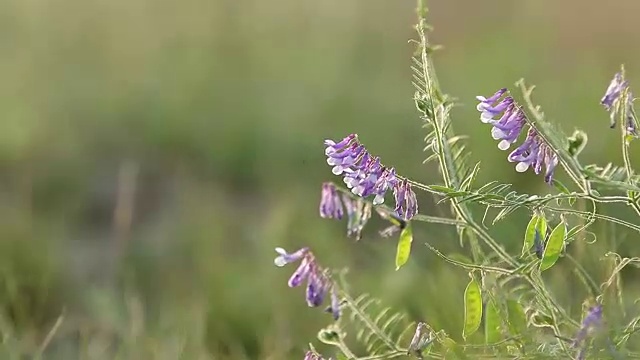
[
  {"xmin": 274, "ymin": 256, "xmax": 287, "ymax": 267},
  {"xmin": 491, "ymin": 127, "xmax": 505, "ymax": 140},
  {"xmin": 372, "ymin": 195, "xmax": 385, "ymax": 205},
  {"xmin": 498, "ymin": 140, "xmax": 511, "ymax": 151},
  {"xmin": 515, "ymin": 162, "xmax": 529, "ymax": 172},
  {"xmin": 480, "ymin": 113, "xmax": 494, "ymax": 123}
]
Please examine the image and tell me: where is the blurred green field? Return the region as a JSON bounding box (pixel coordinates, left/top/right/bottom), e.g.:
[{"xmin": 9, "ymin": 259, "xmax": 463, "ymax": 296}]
[{"xmin": 1, "ymin": 0, "xmax": 640, "ymax": 358}]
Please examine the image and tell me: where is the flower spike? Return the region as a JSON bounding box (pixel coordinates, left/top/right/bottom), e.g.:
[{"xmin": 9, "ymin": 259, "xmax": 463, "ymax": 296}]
[
  {"xmin": 323, "ymin": 134, "xmax": 418, "ymax": 220},
  {"xmin": 600, "ymin": 71, "xmax": 638, "ymax": 136},
  {"xmin": 476, "ymin": 89, "xmax": 559, "ymax": 184},
  {"xmin": 274, "ymin": 247, "xmax": 341, "ymax": 319}
]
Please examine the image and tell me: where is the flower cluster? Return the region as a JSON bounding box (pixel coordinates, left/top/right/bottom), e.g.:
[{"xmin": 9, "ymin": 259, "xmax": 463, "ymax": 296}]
[
  {"xmin": 274, "ymin": 247, "xmax": 341, "ymax": 320},
  {"xmin": 572, "ymin": 304, "xmax": 603, "ymax": 359},
  {"xmin": 324, "ymin": 134, "xmax": 418, "ymax": 220},
  {"xmin": 476, "ymin": 89, "xmax": 559, "ymax": 184},
  {"xmin": 601, "ymin": 72, "xmax": 637, "ymax": 136}
]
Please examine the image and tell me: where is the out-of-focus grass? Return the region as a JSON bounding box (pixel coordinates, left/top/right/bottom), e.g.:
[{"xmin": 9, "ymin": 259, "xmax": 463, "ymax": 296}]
[{"xmin": 0, "ymin": 0, "xmax": 639, "ymax": 358}]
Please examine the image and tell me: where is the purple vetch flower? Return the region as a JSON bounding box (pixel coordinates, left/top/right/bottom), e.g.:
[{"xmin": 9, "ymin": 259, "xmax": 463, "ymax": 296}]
[
  {"xmin": 476, "ymin": 88, "xmax": 560, "ymax": 184},
  {"xmin": 476, "ymin": 88, "xmax": 509, "ymax": 118},
  {"xmin": 488, "ymin": 104, "xmax": 527, "ymax": 151},
  {"xmin": 274, "ymin": 247, "xmax": 308, "ymax": 267},
  {"xmin": 601, "ymin": 72, "xmax": 628, "ymax": 111},
  {"xmin": 476, "ymin": 90, "xmax": 526, "ymax": 150},
  {"xmin": 572, "ymin": 304, "xmax": 603, "ymax": 349},
  {"xmin": 324, "ymin": 134, "xmax": 364, "ymax": 175},
  {"xmin": 323, "ymin": 134, "xmax": 418, "ymax": 220},
  {"xmin": 507, "ymin": 128, "xmax": 558, "ymax": 184},
  {"xmin": 319, "ymin": 182, "xmax": 344, "ymax": 219},
  {"xmin": 274, "ymin": 247, "xmax": 341, "ymax": 319},
  {"xmin": 305, "ymin": 270, "xmax": 329, "ymax": 307}
]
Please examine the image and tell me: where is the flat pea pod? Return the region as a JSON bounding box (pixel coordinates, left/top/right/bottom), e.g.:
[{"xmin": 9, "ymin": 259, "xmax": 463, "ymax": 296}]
[
  {"xmin": 484, "ymin": 298, "xmax": 501, "ymax": 344},
  {"xmin": 539, "ymin": 221, "xmax": 566, "ymax": 272},
  {"xmin": 462, "ymin": 277, "xmax": 482, "ymax": 339},
  {"xmin": 395, "ymin": 222, "xmax": 413, "ymax": 270}
]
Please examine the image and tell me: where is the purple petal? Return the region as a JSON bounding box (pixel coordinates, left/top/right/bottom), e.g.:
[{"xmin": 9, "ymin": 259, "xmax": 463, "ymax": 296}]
[
  {"xmin": 274, "ymin": 247, "xmax": 308, "ymax": 267},
  {"xmin": 319, "ymin": 183, "xmax": 344, "ymax": 219},
  {"xmin": 305, "ymin": 271, "xmax": 328, "ymax": 307},
  {"xmin": 288, "ymin": 257, "xmax": 311, "ymax": 287}
]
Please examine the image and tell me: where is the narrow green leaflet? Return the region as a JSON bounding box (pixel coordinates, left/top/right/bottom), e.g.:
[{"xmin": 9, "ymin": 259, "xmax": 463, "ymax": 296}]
[
  {"xmin": 539, "ymin": 221, "xmax": 567, "ymax": 271},
  {"xmin": 522, "ymin": 215, "xmax": 547, "ymax": 256},
  {"xmin": 462, "ymin": 277, "xmax": 482, "ymax": 339},
  {"xmin": 428, "ymin": 185, "xmax": 457, "ymax": 194},
  {"xmin": 484, "ymin": 298, "xmax": 501, "ymax": 344},
  {"xmin": 395, "ymin": 222, "xmax": 413, "ymax": 270},
  {"xmin": 552, "ymin": 179, "xmax": 576, "ymax": 206}
]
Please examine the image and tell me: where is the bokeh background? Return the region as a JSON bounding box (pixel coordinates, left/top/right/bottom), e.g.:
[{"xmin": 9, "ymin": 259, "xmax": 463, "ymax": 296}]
[{"xmin": 1, "ymin": 0, "xmax": 640, "ymax": 358}]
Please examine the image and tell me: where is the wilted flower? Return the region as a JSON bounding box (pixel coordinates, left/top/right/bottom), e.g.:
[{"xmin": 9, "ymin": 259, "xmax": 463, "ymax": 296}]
[
  {"xmin": 601, "ymin": 73, "xmax": 628, "ymax": 111},
  {"xmin": 394, "ymin": 179, "xmax": 418, "ymax": 220},
  {"xmin": 376, "ymin": 207, "xmax": 406, "ymax": 238},
  {"xmin": 342, "ymin": 194, "xmax": 372, "ymax": 240},
  {"xmin": 318, "ymin": 183, "xmax": 372, "ymax": 240},
  {"xmin": 407, "ymin": 322, "xmax": 433, "ymax": 359},
  {"xmin": 326, "ymin": 286, "xmax": 341, "ymax": 320},
  {"xmin": 274, "ymin": 247, "xmax": 341, "ymax": 320},
  {"xmin": 572, "ymin": 304, "xmax": 603, "ymax": 349},
  {"xmin": 324, "ymin": 134, "xmax": 418, "ymax": 220},
  {"xmin": 476, "ymin": 89, "xmax": 559, "ymax": 184},
  {"xmin": 319, "ymin": 182, "xmax": 344, "ymax": 219},
  {"xmin": 626, "ymin": 91, "xmax": 638, "ymax": 137},
  {"xmin": 533, "ymin": 228, "xmax": 545, "ymax": 259},
  {"xmin": 601, "ymin": 71, "xmax": 638, "ymax": 136}
]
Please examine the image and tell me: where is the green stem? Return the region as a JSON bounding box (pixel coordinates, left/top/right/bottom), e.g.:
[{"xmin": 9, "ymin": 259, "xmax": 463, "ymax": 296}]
[{"xmin": 335, "ymin": 338, "xmax": 358, "ymax": 359}]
